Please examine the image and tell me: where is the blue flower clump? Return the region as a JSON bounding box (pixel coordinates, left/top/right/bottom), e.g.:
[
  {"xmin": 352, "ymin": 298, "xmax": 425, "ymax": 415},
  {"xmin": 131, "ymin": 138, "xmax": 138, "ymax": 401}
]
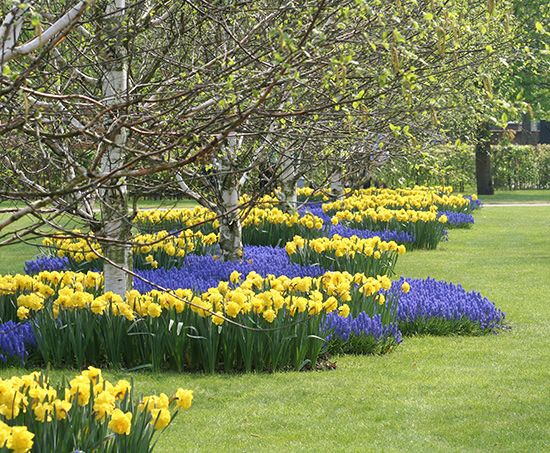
[
  {"xmin": 465, "ymin": 196, "xmax": 483, "ymax": 210},
  {"xmin": 394, "ymin": 277, "xmax": 505, "ymax": 334},
  {"xmin": 438, "ymin": 210, "xmax": 475, "ymax": 228},
  {"xmin": 134, "ymin": 245, "xmax": 324, "ymax": 293},
  {"xmin": 0, "ymin": 321, "xmax": 36, "ymax": 364},
  {"xmin": 329, "ymin": 224, "xmax": 415, "ymax": 243},
  {"xmin": 321, "ymin": 312, "xmax": 402, "ymax": 354},
  {"xmin": 24, "ymin": 256, "xmax": 70, "ymax": 275}
]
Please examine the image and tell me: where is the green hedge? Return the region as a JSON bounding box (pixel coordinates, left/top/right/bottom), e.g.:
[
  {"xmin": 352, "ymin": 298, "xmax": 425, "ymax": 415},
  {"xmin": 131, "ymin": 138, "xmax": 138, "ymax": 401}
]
[
  {"xmin": 492, "ymin": 145, "xmax": 550, "ymax": 190},
  {"xmin": 376, "ymin": 144, "xmax": 550, "ymax": 191}
]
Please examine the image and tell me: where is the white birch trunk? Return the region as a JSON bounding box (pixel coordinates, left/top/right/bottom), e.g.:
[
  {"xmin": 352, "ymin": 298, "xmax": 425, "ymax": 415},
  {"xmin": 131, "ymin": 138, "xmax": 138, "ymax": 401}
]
[
  {"xmin": 99, "ymin": 0, "xmax": 132, "ymax": 295},
  {"xmin": 278, "ymin": 152, "xmax": 298, "ymax": 212},
  {"xmin": 217, "ymin": 133, "xmax": 243, "ymax": 261},
  {"xmin": 1, "ymin": 1, "xmax": 88, "ymax": 67},
  {"xmin": 218, "ymin": 180, "xmax": 242, "ymax": 261},
  {"xmin": 330, "ymin": 168, "xmax": 344, "ymax": 200}
]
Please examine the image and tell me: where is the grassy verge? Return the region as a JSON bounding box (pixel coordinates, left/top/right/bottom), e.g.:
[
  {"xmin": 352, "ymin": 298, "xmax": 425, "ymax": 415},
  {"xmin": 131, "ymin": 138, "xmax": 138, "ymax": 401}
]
[
  {"xmin": 0, "ymin": 206, "xmax": 549, "ymax": 451},
  {"xmin": 478, "ymin": 189, "xmax": 550, "ymax": 204}
]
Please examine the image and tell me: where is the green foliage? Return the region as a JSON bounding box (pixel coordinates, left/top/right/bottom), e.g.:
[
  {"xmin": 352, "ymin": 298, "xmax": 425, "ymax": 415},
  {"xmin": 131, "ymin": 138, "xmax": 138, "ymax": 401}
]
[
  {"xmin": 378, "ymin": 144, "xmax": 550, "ymax": 191},
  {"xmin": 377, "ymin": 143, "xmax": 476, "ymax": 191},
  {"xmin": 30, "ymin": 303, "xmax": 328, "ymax": 373},
  {"xmin": 492, "ymin": 144, "xmax": 550, "ymax": 190},
  {"xmin": 509, "ymin": 0, "xmax": 550, "ymax": 116}
]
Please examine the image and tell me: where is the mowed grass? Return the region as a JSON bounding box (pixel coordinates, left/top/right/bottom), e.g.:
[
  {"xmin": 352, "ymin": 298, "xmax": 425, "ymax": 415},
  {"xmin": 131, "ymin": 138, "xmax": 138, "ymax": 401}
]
[
  {"xmin": 0, "ymin": 204, "xmax": 549, "ymax": 451},
  {"xmin": 478, "ymin": 189, "xmax": 550, "ymax": 204},
  {"xmin": 0, "ymin": 199, "xmax": 197, "ymax": 274}
]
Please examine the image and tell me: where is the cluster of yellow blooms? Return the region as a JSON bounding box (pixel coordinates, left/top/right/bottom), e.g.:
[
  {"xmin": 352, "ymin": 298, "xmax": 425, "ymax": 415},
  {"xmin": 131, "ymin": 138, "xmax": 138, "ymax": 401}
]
[
  {"xmin": 331, "ymin": 207, "xmax": 448, "ymax": 225},
  {"xmin": 285, "ymin": 235, "xmax": 406, "ymax": 258},
  {"xmin": 240, "ymin": 193, "xmax": 282, "ymax": 208},
  {"xmin": 295, "ymin": 187, "xmax": 330, "ymax": 200},
  {"xmin": 133, "ymin": 206, "xmax": 218, "ymax": 230},
  {"xmin": 42, "ymin": 230, "xmax": 218, "ymax": 266},
  {"xmin": 0, "ymin": 271, "xmax": 103, "ymax": 298},
  {"xmin": 134, "ymin": 230, "xmax": 218, "ymax": 268},
  {"xmin": 322, "ymin": 187, "xmax": 472, "ymax": 213},
  {"xmin": 0, "ymin": 368, "xmax": 193, "ymax": 452},
  {"xmin": 243, "ymin": 207, "xmax": 323, "ymax": 230},
  {"xmin": 7, "ymin": 270, "xmax": 401, "ymax": 324},
  {"xmin": 42, "ymin": 231, "xmax": 104, "ymax": 263},
  {"xmin": 410, "ymin": 185, "xmax": 454, "ymax": 194},
  {"xmin": 296, "ymin": 187, "xmax": 316, "ymax": 197}
]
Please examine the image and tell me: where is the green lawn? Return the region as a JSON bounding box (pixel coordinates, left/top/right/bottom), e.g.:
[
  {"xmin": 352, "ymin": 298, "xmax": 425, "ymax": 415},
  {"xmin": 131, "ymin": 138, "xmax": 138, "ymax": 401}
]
[
  {"xmin": 1, "ymin": 205, "xmax": 550, "ymax": 451},
  {"xmin": 0, "ymin": 215, "xmax": 45, "ymax": 274},
  {"xmin": 0, "ymin": 199, "xmax": 198, "ymax": 274},
  {"xmin": 135, "ymin": 198, "xmax": 197, "ymax": 209},
  {"xmin": 478, "ymin": 189, "xmax": 550, "ymax": 204}
]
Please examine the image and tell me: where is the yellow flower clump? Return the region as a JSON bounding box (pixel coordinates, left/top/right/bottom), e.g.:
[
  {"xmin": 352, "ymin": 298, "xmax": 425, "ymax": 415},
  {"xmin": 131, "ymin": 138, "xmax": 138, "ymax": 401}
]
[
  {"xmin": 0, "ymin": 271, "xmax": 103, "ymax": 298},
  {"xmin": 243, "ymin": 207, "xmax": 323, "ymax": 230},
  {"xmin": 42, "ymin": 230, "xmax": 218, "ymax": 264},
  {"xmin": 322, "ymin": 187, "xmax": 469, "ymax": 213},
  {"xmin": 331, "ymin": 207, "xmax": 444, "ymax": 225},
  {"xmin": 6, "ymin": 269, "xmax": 395, "ymax": 324},
  {"xmin": 133, "ymin": 206, "xmax": 218, "ymax": 228},
  {"xmin": 0, "ymin": 368, "xmax": 193, "ymax": 451},
  {"xmin": 285, "ymin": 234, "xmax": 406, "ymax": 258}
]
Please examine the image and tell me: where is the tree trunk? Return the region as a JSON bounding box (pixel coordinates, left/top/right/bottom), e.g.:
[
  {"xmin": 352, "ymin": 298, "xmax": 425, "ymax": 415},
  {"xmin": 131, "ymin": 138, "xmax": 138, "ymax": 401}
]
[
  {"xmin": 99, "ymin": 0, "xmax": 132, "ymax": 295},
  {"xmin": 218, "ymin": 175, "xmax": 243, "ymax": 261},
  {"xmin": 279, "ymin": 179, "xmax": 298, "ymax": 211},
  {"xmin": 278, "ymin": 151, "xmax": 298, "ymax": 212},
  {"xmin": 475, "ymin": 127, "xmax": 494, "ymax": 196},
  {"xmin": 217, "ymin": 135, "xmax": 243, "ymax": 261},
  {"xmin": 330, "ymin": 168, "xmax": 344, "ymax": 200}
]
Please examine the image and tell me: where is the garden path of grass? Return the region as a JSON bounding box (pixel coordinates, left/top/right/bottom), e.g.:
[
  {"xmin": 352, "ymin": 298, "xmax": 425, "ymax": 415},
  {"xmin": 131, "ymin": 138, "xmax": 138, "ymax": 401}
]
[{"xmin": 1, "ymin": 205, "xmax": 549, "ymax": 452}]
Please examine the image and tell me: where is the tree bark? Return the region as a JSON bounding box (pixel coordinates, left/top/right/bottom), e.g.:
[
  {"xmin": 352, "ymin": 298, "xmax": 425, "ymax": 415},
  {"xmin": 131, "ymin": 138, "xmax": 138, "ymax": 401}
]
[
  {"xmin": 99, "ymin": 0, "xmax": 132, "ymax": 295},
  {"xmin": 277, "ymin": 151, "xmax": 298, "ymax": 212},
  {"xmin": 475, "ymin": 127, "xmax": 494, "ymax": 195},
  {"xmin": 279, "ymin": 178, "xmax": 298, "ymax": 211},
  {"xmin": 217, "ymin": 134, "xmax": 243, "ymax": 261},
  {"xmin": 330, "ymin": 167, "xmax": 344, "ymax": 200}
]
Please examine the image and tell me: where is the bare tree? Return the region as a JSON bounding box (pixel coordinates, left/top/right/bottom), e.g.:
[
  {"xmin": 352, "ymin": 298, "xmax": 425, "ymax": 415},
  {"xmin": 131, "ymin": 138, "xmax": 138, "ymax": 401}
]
[{"xmin": 0, "ymin": 0, "xmax": 517, "ymax": 289}]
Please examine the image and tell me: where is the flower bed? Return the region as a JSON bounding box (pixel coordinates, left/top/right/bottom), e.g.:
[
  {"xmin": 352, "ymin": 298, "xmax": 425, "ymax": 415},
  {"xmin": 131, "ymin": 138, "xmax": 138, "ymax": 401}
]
[
  {"xmin": 5, "ymin": 185, "xmax": 503, "ymax": 375},
  {"xmin": 0, "ymin": 270, "xmax": 403, "ymax": 372},
  {"xmin": 0, "ymin": 368, "xmax": 192, "ymax": 452}
]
